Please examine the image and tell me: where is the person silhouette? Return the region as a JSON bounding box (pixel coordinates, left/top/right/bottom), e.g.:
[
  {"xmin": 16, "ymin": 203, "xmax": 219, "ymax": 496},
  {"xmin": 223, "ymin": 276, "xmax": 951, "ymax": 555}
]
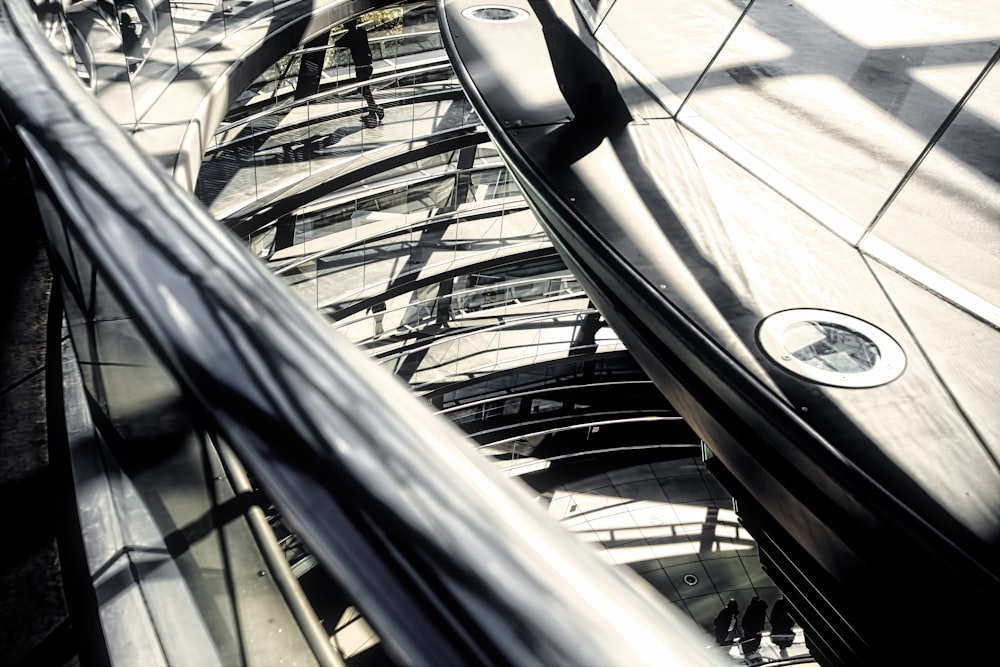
[
  {"xmin": 740, "ymin": 596, "xmax": 768, "ymax": 659},
  {"xmin": 713, "ymin": 598, "xmax": 739, "ymax": 647},
  {"xmin": 570, "ymin": 303, "xmax": 604, "ymax": 356},
  {"xmin": 119, "ymin": 12, "xmax": 142, "ymax": 73},
  {"xmin": 769, "ymin": 597, "xmax": 796, "ymax": 658},
  {"xmin": 369, "ymin": 300, "xmax": 386, "ymax": 336},
  {"xmin": 335, "ymin": 18, "xmax": 383, "ymax": 127}
]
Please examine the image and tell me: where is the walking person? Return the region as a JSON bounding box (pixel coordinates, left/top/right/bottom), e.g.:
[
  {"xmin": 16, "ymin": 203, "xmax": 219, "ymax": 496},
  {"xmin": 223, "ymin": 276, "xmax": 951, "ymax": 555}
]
[
  {"xmin": 369, "ymin": 301, "xmax": 386, "ymax": 336},
  {"xmin": 119, "ymin": 12, "xmax": 142, "ymax": 73},
  {"xmin": 335, "ymin": 18, "xmax": 384, "ymax": 127}
]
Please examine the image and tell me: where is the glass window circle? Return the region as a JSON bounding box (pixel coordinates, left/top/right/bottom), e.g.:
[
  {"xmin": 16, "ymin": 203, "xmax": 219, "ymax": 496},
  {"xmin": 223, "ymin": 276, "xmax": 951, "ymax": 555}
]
[
  {"xmin": 461, "ymin": 6, "xmax": 530, "ymax": 22},
  {"xmin": 757, "ymin": 309, "xmax": 905, "ymax": 388},
  {"xmin": 782, "ymin": 321, "xmax": 879, "ymax": 373}
]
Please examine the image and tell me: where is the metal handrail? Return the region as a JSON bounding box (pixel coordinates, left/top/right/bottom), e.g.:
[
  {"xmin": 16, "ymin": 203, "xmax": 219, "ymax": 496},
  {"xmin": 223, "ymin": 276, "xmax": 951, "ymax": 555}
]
[
  {"xmin": 0, "ymin": 0, "xmax": 723, "ymax": 665},
  {"xmin": 271, "ymin": 192, "xmax": 527, "ymax": 275},
  {"xmin": 211, "ymin": 60, "xmax": 455, "ymax": 143}
]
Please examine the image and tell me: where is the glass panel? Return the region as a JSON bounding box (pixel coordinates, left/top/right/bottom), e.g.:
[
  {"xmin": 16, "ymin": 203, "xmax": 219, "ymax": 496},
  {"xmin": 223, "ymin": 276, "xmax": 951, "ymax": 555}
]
[
  {"xmin": 869, "ymin": 59, "xmax": 1000, "ymax": 309},
  {"xmin": 282, "ymin": 258, "xmax": 318, "ymax": 309},
  {"xmin": 782, "ymin": 321, "xmax": 879, "ymax": 373},
  {"xmin": 60, "ymin": 272, "xmax": 318, "ymax": 664},
  {"xmin": 682, "ymin": 0, "xmax": 1000, "ymax": 230},
  {"xmin": 196, "ymin": 120, "xmax": 259, "ymax": 216},
  {"xmin": 598, "ymin": 0, "xmax": 751, "ymax": 110},
  {"xmin": 93, "ymin": 314, "xmax": 184, "ymax": 439},
  {"xmin": 249, "ymin": 224, "xmax": 276, "ymax": 259},
  {"xmin": 167, "ymin": 0, "xmax": 216, "ymax": 46},
  {"xmin": 367, "ymin": 5, "xmax": 404, "ymax": 63},
  {"xmin": 60, "ymin": 275, "xmax": 100, "ymax": 400},
  {"xmin": 255, "ymin": 106, "xmax": 310, "ymax": 198}
]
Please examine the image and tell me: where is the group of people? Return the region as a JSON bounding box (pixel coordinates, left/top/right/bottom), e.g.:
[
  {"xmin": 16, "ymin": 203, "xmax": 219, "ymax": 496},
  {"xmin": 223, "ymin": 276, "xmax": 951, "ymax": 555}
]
[{"xmin": 713, "ymin": 596, "xmax": 797, "ymax": 660}]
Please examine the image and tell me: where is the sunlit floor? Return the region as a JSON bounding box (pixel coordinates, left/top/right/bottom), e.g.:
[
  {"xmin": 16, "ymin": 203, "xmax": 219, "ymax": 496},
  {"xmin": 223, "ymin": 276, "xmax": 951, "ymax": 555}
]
[
  {"xmin": 546, "ymin": 458, "xmax": 816, "ymax": 663},
  {"xmin": 712, "ymin": 630, "xmax": 813, "ymax": 665}
]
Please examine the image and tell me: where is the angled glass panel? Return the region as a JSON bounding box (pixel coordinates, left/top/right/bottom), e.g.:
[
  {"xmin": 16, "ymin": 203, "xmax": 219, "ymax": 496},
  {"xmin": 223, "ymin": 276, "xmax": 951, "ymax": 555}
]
[
  {"xmin": 123, "ymin": 1, "xmax": 183, "ymax": 119},
  {"xmin": 869, "ymin": 58, "xmax": 1000, "ymax": 311},
  {"xmin": 682, "ymin": 0, "xmax": 1000, "ymax": 232},
  {"xmin": 167, "ymin": 0, "xmax": 216, "ymax": 46},
  {"xmin": 383, "ymin": 306, "xmax": 624, "ymax": 391},
  {"xmin": 282, "ymin": 257, "xmax": 319, "ymax": 310},
  {"xmin": 197, "ymin": 115, "xmax": 271, "ymax": 218},
  {"xmin": 422, "ymin": 351, "xmax": 642, "ymax": 410},
  {"xmin": 597, "ymin": 0, "xmax": 752, "ymax": 111}
]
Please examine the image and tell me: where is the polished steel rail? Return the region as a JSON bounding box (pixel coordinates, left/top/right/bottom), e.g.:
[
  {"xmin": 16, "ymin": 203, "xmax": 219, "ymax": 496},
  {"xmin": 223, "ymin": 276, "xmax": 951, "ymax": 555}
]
[{"xmin": 0, "ymin": 0, "xmax": 720, "ymax": 665}]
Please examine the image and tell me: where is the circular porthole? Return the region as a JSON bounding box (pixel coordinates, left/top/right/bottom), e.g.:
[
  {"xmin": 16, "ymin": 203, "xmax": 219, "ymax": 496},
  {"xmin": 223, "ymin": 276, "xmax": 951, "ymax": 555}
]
[
  {"xmin": 757, "ymin": 309, "xmax": 905, "ymax": 388},
  {"xmin": 461, "ymin": 5, "xmax": 530, "ymax": 22}
]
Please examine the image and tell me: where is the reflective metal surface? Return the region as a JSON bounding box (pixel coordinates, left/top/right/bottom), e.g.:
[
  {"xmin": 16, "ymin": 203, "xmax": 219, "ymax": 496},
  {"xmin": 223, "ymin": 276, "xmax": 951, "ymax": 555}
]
[
  {"xmin": 1, "ymin": 0, "xmax": 725, "ymax": 664},
  {"xmin": 440, "ymin": 0, "xmax": 1000, "ymax": 664}
]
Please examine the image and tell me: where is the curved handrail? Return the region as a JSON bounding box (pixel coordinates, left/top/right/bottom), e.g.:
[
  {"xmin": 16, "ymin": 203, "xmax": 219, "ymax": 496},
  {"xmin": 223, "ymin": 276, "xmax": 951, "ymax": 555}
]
[
  {"xmin": 267, "ymin": 179, "xmax": 524, "ymax": 272},
  {"xmin": 334, "ymin": 274, "xmax": 582, "ymax": 334},
  {"xmin": 374, "ymin": 303, "xmax": 600, "ymax": 364},
  {"xmin": 211, "ymin": 61, "xmax": 456, "ymax": 144},
  {"xmin": 0, "ymin": 1, "xmax": 723, "ymax": 666},
  {"xmin": 216, "ymin": 438, "xmax": 345, "ymax": 667},
  {"xmin": 439, "ymin": 378, "xmax": 658, "ymax": 418}
]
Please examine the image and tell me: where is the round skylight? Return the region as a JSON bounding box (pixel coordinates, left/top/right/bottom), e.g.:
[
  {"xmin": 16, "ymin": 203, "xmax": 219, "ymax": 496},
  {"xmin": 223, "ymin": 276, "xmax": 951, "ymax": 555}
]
[
  {"xmin": 461, "ymin": 6, "xmax": 530, "ymax": 22},
  {"xmin": 757, "ymin": 309, "xmax": 905, "ymax": 388}
]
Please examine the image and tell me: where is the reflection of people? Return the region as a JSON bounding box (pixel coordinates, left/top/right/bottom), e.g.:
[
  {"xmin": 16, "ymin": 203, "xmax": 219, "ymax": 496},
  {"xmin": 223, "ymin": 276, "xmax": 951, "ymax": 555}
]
[
  {"xmin": 740, "ymin": 596, "xmax": 768, "ymax": 658},
  {"xmin": 713, "ymin": 599, "xmax": 739, "ymax": 646},
  {"xmin": 769, "ymin": 597, "xmax": 796, "ymax": 659},
  {"xmin": 369, "ymin": 301, "xmax": 386, "ymax": 336},
  {"xmin": 335, "ymin": 19, "xmax": 383, "ymax": 127},
  {"xmin": 119, "ymin": 13, "xmax": 142, "ymax": 73},
  {"xmin": 435, "ymin": 279, "xmax": 453, "ymax": 326},
  {"xmin": 570, "ymin": 303, "xmax": 604, "ymax": 356}
]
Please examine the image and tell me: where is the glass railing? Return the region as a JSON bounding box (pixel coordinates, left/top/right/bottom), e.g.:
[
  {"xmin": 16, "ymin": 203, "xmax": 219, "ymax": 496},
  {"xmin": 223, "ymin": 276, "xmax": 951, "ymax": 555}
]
[
  {"xmin": 332, "ymin": 273, "xmax": 585, "ymax": 342},
  {"xmin": 427, "ymin": 351, "xmax": 646, "ymax": 410},
  {"xmin": 259, "ymin": 163, "xmax": 518, "ymax": 259},
  {"xmin": 243, "ymin": 146, "xmax": 511, "ymax": 255},
  {"xmin": 197, "ymin": 69, "xmax": 471, "ymax": 219},
  {"xmin": 61, "ymin": 0, "xmax": 284, "ymax": 119},
  {"xmin": 445, "ymin": 378, "xmax": 669, "ymax": 430},
  {"xmin": 232, "ymin": 28, "xmax": 447, "ymax": 115},
  {"xmin": 0, "ymin": 0, "xmax": 720, "ymax": 665},
  {"xmin": 280, "ymin": 208, "xmax": 550, "ymax": 315},
  {"xmin": 377, "ymin": 306, "xmax": 628, "ymax": 392},
  {"xmin": 478, "ymin": 418, "xmax": 696, "ymax": 477},
  {"xmin": 326, "ymin": 272, "xmax": 573, "ymax": 341}
]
